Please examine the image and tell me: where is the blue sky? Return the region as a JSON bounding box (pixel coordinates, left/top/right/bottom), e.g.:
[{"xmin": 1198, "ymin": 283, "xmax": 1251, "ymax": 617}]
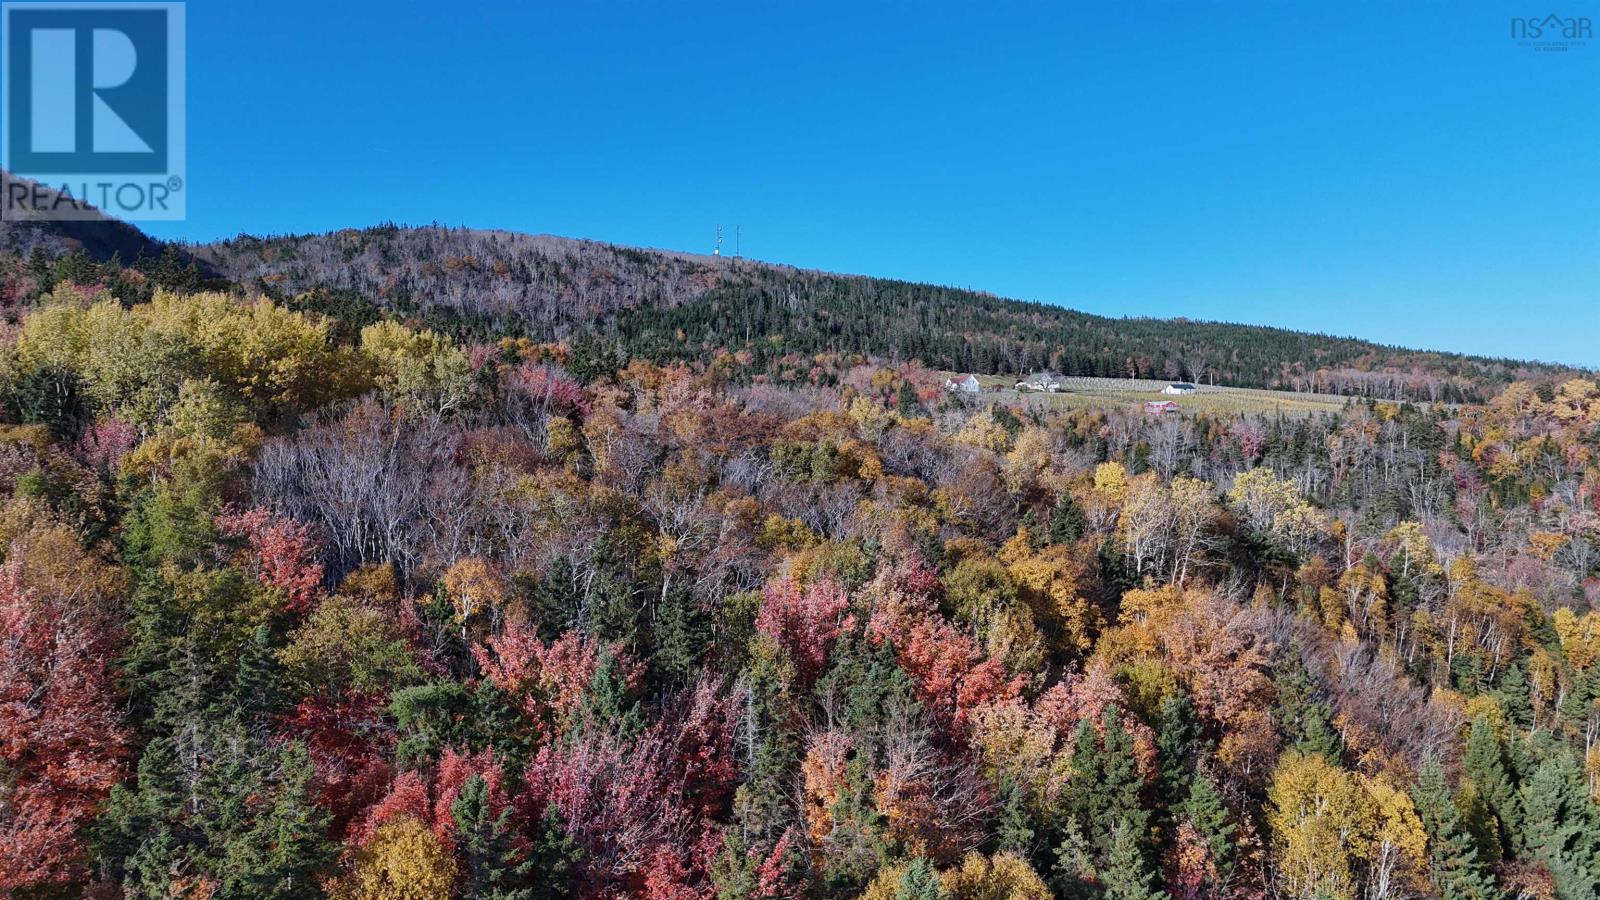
[{"xmin": 147, "ymin": 1, "xmax": 1597, "ymax": 366}]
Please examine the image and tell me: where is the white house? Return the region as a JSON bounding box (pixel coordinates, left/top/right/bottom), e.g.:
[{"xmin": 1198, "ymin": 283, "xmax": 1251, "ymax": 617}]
[
  {"xmin": 945, "ymin": 374, "xmax": 981, "ymax": 394},
  {"xmin": 1163, "ymin": 382, "xmax": 1198, "ymax": 395},
  {"xmin": 1016, "ymin": 372, "xmax": 1064, "ymax": 393}
]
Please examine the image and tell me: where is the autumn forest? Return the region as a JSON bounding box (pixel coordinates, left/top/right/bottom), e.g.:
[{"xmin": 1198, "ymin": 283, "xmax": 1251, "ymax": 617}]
[{"xmin": 1, "ymin": 231, "xmax": 1599, "ymax": 900}]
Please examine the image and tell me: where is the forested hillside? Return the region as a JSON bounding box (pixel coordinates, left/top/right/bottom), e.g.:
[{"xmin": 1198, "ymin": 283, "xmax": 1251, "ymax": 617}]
[
  {"xmin": 0, "ymin": 210, "xmax": 1575, "ymax": 403},
  {"xmin": 1, "ymin": 231, "xmax": 1599, "ymax": 900},
  {"xmin": 185, "ymin": 225, "xmax": 1570, "ymax": 403}
]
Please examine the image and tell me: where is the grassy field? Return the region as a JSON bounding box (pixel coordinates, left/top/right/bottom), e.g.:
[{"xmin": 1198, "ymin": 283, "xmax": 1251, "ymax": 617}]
[{"xmin": 950, "ymin": 374, "xmax": 1355, "ymax": 418}]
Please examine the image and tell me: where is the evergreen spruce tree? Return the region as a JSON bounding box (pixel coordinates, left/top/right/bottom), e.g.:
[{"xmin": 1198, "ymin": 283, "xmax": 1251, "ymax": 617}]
[
  {"xmin": 471, "ymin": 679, "xmax": 537, "ymax": 771},
  {"xmin": 390, "ymin": 680, "xmax": 474, "ymax": 768},
  {"xmin": 1064, "ymin": 706, "xmax": 1155, "ymax": 890},
  {"xmin": 1101, "ymin": 822, "xmax": 1169, "ymax": 900},
  {"xmin": 91, "ymin": 736, "xmax": 184, "ymax": 888},
  {"xmin": 1559, "ymin": 665, "xmax": 1600, "ymax": 730},
  {"xmin": 1052, "ymin": 818, "xmax": 1098, "ymax": 900},
  {"xmin": 896, "ymin": 379, "xmax": 923, "ymax": 417},
  {"xmin": 578, "ymin": 648, "xmax": 645, "ymax": 737},
  {"xmin": 995, "ymin": 773, "xmax": 1037, "ymax": 858},
  {"xmin": 731, "ymin": 638, "xmax": 802, "ymax": 845},
  {"xmin": 815, "ymin": 631, "xmax": 920, "ymax": 734},
  {"xmin": 1463, "ymin": 717, "xmax": 1522, "ymax": 856},
  {"xmin": 454, "ymin": 774, "xmax": 533, "ymax": 899},
  {"xmin": 526, "ymin": 807, "xmax": 581, "ymax": 899},
  {"xmin": 228, "ymin": 623, "xmax": 285, "ymax": 724},
  {"xmin": 1021, "ymin": 510, "xmax": 1045, "ymax": 548},
  {"xmin": 1272, "ymin": 647, "xmax": 1341, "ymax": 763},
  {"xmin": 1411, "ymin": 759, "xmax": 1496, "ymax": 900},
  {"xmin": 1050, "ymin": 492, "xmax": 1087, "ymax": 544},
  {"xmin": 226, "ymin": 742, "xmax": 334, "ymax": 899},
  {"xmin": 819, "ymin": 753, "xmax": 892, "ymax": 892},
  {"xmin": 1496, "ymin": 664, "xmax": 1534, "ymax": 731},
  {"xmin": 1155, "ymin": 693, "xmax": 1198, "ymax": 808},
  {"xmin": 894, "ymin": 858, "xmax": 947, "ymax": 900},
  {"xmin": 651, "ymin": 584, "xmax": 708, "ymax": 690},
  {"xmin": 1454, "ymin": 778, "xmax": 1501, "ymax": 866},
  {"xmin": 1177, "ymin": 772, "xmax": 1235, "ymax": 887},
  {"xmin": 533, "ymin": 556, "xmax": 583, "ymax": 640},
  {"xmin": 1520, "ymin": 750, "xmax": 1600, "ymax": 900}
]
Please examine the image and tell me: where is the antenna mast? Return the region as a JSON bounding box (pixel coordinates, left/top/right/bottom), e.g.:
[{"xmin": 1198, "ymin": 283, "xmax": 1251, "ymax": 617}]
[
  {"xmin": 735, "ymin": 224, "xmax": 741, "ymax": 258},
  {"xmin": 714, "ymin": 224, "xmax": 722, "ymax": 257}
]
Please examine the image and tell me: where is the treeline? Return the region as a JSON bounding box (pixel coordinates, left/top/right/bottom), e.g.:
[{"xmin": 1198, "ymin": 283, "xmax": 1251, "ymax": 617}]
[
  {"xmin": 172, "ymin": 225, "xmax": 1570, "ymax": 403},
  {"xmin": 2, "ymin": 280, "xmax": 1599, "ymax": 899}
]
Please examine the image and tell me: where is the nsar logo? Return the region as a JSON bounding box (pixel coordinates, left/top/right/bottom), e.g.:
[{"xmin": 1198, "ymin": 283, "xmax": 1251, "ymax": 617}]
[{"xmin": 1511, "ymin": 12, "xmax": 1593, "ymax": 51}]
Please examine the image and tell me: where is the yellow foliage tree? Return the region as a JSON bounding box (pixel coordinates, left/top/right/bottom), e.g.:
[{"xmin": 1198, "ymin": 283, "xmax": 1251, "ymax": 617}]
[
  {"xmin": 956, "ymin": 410, "xmax": 1013, "ymax": 453},
  {"xmin": 1000, "ymin": 532, "xmax": 1097, "ymax": 653},
  {"xmin": 1267, "ymin": 752, "xmax": 1426, "ymax": 900},
  {"xmin": 1092, "ymin": 461, "xmax": 1129, "ymax": 505},
  {"xmin": 940, "ymin": 851, "xmax": 1052, "ymax": 900},
  {"xmin": 1227, "ymin": 468, "xmax": 1328, "ymax": 556},
  {"xmin": 1358, "ymin": 775, "xmax": 1428, "ymax": 900},
  {"xmin": 1384, "ymin": 521, "xmax": 1442, "ymax": 578},
  {"xmin": 360, "ymin": 321, "xmax": 475, "ymax": 415},
  {"xmin": 344, "ymin": 817, "xmax": 457, "ymax": 900},
  {"xmin": 857, "ymin": 852, "xmax": 1050, "ymax": 900},
  {"xmin": 1554, "ymin": 607, "xmax": 1600, "ymax": 671},
  {"xmin": 1001, "ymin": 427, "xmax": 1058, "ymax": 499},
  {"xmin": 442, "ymin": 556, "xmax": 505, "ymax": 626},
  {"xmin": 1267, "ymin": 752, "xmax": 1373, "ymax": 900}
]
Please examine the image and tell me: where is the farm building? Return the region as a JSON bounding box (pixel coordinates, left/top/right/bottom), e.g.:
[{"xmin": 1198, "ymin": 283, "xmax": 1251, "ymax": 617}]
[
  {"xmin": 1016, "ymin": 372, "xmax": 1065, "ymax": 392},
  {"xmin": 1163, "ymin": 382, "xmax": 1198, "ymax": 395},
  {"xmin": 1144, "ymin": 400, "xmax": 1181, "ymax": 414},
  {"xmin": 945, "ymin": 374, "xmax": 981, "ymax": 393}
]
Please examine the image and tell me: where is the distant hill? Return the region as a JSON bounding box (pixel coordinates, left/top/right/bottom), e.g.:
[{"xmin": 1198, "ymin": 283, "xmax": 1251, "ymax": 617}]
[
  {"xmin": 0, "ymin": 194, "xmax": 1579, "ymax": 402},
  {"xmin": 189, "ymin": 225, "xmax": 1569, "ymax": 402},
  {"xmin": 0, "ymin": 176, "xmax": 208, "ymax": 272}
]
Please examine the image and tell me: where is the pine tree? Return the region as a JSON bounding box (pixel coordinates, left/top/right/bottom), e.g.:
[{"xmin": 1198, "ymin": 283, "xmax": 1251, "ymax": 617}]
[
  {"xmin": 995, "ymin": 774, "xmax": 1037, "ymax": 858},
  {"xmin": 1520, "ymin": 750, "xmax": 1600, "ymax": 900},
  {"xmin": 1272, "ymin": 647, "xmax": 1341, "ymax": 763},
  {"xmin": 525, "ymin": 807, "xmax": 581, "ymax": 899},
  {"xmin": 1050, "ymin": 493, "xmax": 1087, "ymax": 544},
  {"xmin": 227, "ymin": 742, "xmax": 334, "ymax": 899},
  {"xmin": 1101, "ymin": 822, "xmax": 1168, "ymax": 900},
  {"xmin": 894, "ymin": 858, "xmax": 947, "ymax": 899},
  {"xmin": 453, "ymin": 774, "xmax": 532, "ymax": 899},
  {"xmin": 1411, "ymin": 759, "xmax": 1496, "ymax": 900},
  {"xmin": 1178, "ymin": 772, "xmax": 1235, "ymax": 886},
  {"xmin": 1462, "ymin": 717, "xmax": 1522, "ymax": 856},
  {"xmin": 1065, "ymin": 706, "xmax": 1154, "ymax": 885},
  {"xmin": 1496, "ymin": 664, "xmax": 1534, "ymax": 731}
]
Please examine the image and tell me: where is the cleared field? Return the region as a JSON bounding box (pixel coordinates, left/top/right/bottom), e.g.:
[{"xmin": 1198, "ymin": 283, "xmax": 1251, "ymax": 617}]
[{"xmin": 950, "ymin": 374, "xmax": 1355, "ymax": 417}]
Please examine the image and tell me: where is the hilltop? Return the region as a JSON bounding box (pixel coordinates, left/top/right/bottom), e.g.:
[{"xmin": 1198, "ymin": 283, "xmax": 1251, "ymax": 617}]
[{"xmin": 0, "ymin": 207, "xmax": 1581, "ymax": 403}]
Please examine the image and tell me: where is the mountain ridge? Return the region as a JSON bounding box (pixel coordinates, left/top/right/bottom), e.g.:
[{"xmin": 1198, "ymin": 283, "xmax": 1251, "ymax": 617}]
[{"xmin": 0, "ymin": 207, "xmax": 1585, "ymax": 402}]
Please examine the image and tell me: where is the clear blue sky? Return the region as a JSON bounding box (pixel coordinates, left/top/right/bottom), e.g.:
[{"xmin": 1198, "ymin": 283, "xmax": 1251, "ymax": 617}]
[{"xmin": 146, "ymin": 1, "xmax": 1598, "ymax": 366}]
